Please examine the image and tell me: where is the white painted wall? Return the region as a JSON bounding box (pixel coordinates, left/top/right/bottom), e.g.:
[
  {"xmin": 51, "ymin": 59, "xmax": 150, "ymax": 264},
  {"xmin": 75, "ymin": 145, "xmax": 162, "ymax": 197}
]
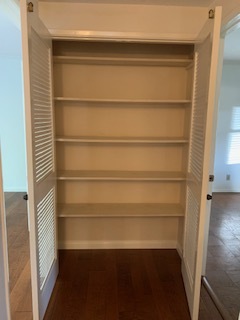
[
  {"xmin": 39, "ymin": 2, "xmax": 207, "ymax": 41},
  {"xmin": 213, "ymin": 62, "xmax": 240, "ymax": 192},
  {"xmin": 0, "ymin": 56, "xmax": 27, "ymax": 192},
  {"xmin": 0, "ymin": 0, "xmax": 20, "ymax": 29},
  {"xmin": 0, "ymin": 6, "xmax": 27, "ymax": 192}
]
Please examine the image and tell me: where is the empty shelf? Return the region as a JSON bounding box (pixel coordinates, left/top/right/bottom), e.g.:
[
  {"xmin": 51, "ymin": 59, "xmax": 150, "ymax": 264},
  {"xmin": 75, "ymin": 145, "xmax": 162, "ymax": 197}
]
[
  {"xmin": 57, "ymin": 203, "xmax": 185, "ymax": 218},
  {"xmin": 57, "ymin": 170, "xmax": 186, "ymax": 181},
  {"xmin": 55, "ymin": 136, "xmax": 189, "ymax": 144},
  {"xmin": 53, "ymin": 56, "xmax": 193, "ymax": 67},
  {"xmin": 54, "ymin": 97, "xmax": 192, "ymax": 105}
]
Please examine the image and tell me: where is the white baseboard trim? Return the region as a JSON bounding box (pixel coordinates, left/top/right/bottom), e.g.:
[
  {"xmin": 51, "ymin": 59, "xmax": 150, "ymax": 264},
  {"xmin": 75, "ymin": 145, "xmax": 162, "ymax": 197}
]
[
  {"xmin": 213, "ymin": 189, "xmax": 240, "ymax": 193},
  {"xmin": 58, "ymin": 240, "xmax": 178, "ymax": 250},
  {"xmin": 176, "ymin": 243, "xmax": 183, "ymax": 258},
  {"xmin": 3, "ymin": 187, "xmax": 27, "ymax": 192}
]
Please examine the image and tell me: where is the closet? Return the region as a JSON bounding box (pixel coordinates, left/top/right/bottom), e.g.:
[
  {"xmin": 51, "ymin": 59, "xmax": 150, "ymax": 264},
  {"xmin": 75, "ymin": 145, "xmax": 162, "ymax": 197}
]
[
  {"xmin": 52, "ymin": 41, "xmax": 194, "ymax": 249},
  {"xmin": 19, "ymin": 1, "xmax": 222, "ymax": 317}
]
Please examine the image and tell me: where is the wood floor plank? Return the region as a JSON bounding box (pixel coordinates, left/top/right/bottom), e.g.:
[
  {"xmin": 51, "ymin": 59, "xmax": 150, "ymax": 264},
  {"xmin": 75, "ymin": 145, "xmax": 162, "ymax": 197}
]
[
  {"xmin": 117, "ymin": 251, "xmax": 136, "ymax": 320},
  {"xmin": 10, "ymin": 261, "xmax": 32, "ymax": 313},
  {"xmin": 130, "ymin": 251, "xmax": 159, "ymax": 320},
  {"xmin": 104, "ymin": 250, "xmax": 118, "ymax": 320},
  {"xmin": 11, "ymin": 312, "xmax": 33, "ymax": 320},
  {"xmin": 85, "ymin": 270, "xmax": 106, "ymax": 320},
  {"xmin": 143, "ymin": 250, "xmax": 188, "ymax": 320}
]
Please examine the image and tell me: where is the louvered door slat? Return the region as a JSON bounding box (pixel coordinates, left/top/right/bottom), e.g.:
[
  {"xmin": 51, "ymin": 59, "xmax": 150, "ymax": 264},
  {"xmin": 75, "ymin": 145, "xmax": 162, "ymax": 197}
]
[
  {"xmin": 184, "ymin": 35, "xmax": 211, "ymax": 290},
  {"xmin": 32, "ymin": 29, "xmax": 54, "ymax": 184},
  {"xmin": 31, "ymin": 26, "xmax": 56, "ymax": 295},
  {"xmin": 37, "ymin": 188, "xmax": 55, "ymax": 289}
]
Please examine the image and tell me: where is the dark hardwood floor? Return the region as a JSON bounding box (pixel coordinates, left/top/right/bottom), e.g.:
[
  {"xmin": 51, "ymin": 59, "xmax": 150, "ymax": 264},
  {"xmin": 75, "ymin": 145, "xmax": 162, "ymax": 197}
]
[
  {"xmin": 44, "ymin": 249, "xmax": 223, "ymax": 320},
  {"xmin": 5, "ymin": 192, "xmax": 32, "ymax": 320},
  {"xmin": 206, "ymin": 192, "xmax": 240, "ymax": 320},
  {"xmin": 44, "ymin": 249, "xmax": 191, "ymax": 320}
]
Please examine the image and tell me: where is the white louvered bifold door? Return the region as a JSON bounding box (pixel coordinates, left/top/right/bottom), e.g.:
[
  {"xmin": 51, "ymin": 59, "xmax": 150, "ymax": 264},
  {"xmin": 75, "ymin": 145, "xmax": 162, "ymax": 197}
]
[
  {"xmin": 20, "ymin": 1, "xmax": 58, "ymax": 319},
  {"xmin": 181, "ymin": 7, "xmax": 222, "ymax": 320}
]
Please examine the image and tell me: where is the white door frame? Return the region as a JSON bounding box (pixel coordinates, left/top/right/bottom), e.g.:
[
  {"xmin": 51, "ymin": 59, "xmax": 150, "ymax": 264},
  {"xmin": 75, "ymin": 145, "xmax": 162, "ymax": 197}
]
[
  {"xmin": 202, "ymin": 10, "xmax": 240, "ymax": 276},
  {"xmin": 0, "ymin": 146, "xmax": 11, "ymax": 320},
  {"xmin": 0, "ymin": 2, "xmax": 25, "ymax": 319}
]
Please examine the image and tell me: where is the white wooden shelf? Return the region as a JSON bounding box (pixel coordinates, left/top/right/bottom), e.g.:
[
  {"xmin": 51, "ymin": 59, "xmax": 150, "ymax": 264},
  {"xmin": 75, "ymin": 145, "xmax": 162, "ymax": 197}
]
[
  {"xmin": 53, "ymin": 55, "xmax": 193, "ymax": 67},
  {"xmin": 57, "ymin": 170, "xmax": 186, "ymax": 181},
  {"xmin": 57, "ymin": 203, "xmax": 185, "ymax": 218},
  {"xmin": 54, "ymin": 97, "xmax": 192, "ymax": 105},
  {"xmin": 55, "ymin": 136, "xmax": 189, "ymax": 144}
]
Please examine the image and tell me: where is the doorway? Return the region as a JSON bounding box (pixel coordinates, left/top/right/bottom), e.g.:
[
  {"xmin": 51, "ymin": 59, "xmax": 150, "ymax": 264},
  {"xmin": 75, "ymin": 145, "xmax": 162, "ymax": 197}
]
[
  {"xmin": 205, "ymin": 25, "xmax": 240, "ymax": 320},
  {"xmin": 0, "ymin": 2, "xmax": 32, "ymax": 319}
]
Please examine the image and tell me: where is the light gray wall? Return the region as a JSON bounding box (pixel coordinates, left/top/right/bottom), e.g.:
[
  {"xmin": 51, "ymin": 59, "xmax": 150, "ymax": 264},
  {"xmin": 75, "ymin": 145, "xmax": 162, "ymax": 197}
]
[
  {"xmin": 0, "ymin": 9, "xmax": 27, "ymax": 192},
  {"xmin": 0, "ymin": 57, "xmax": 27, "ymax": 192},
  {"xmin": 213, "ymin": 63, "xmax": 240, "ymax": 192}
]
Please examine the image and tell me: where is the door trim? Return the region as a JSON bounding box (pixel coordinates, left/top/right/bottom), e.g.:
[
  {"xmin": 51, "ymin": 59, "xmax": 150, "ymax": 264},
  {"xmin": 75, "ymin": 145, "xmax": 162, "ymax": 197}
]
[
  {"xmin": 202, "ymin": 9, "xmax": 240, "ymax": 276},
  {"xmin": 0, "ymin": 147, "xmax": 11, "ymax": 320}
]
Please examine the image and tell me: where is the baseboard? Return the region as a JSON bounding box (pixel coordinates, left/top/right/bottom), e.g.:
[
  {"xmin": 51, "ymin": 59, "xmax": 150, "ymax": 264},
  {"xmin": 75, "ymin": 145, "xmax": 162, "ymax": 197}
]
[
  {"xmin": 176, "ymin": 243, "xmax": 183, "ymax": 258},
  {"xmin": 3, "ymin": 187, "xmax": 27, "ymax": 192},
  {"xmin": 213, "ymin": 188, "xmax": 240, "ymax": 193},
  {"xmin": 58, "ymin": 240, "xmax": 178, "ymax": 250}
]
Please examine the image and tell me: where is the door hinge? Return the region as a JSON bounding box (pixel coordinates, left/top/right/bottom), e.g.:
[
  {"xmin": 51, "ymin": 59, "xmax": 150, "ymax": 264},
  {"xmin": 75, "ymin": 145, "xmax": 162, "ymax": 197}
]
[
  {"xmin": 27, "ymin": 2, "xmax": 34, "ymax": 13},
  {"xmin": 209, "ymin": 174, "xmax": 214, "ymax": 182},
  {"xmin": 209, "ymin": 9, "xmax": 215, "ymax": 19}
]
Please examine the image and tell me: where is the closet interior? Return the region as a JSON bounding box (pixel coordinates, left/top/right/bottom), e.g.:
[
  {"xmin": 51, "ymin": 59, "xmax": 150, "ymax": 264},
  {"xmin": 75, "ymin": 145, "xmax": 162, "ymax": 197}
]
[{"xmin": 52, "ymin": 41, "xmax": 195, "ymax": 249}]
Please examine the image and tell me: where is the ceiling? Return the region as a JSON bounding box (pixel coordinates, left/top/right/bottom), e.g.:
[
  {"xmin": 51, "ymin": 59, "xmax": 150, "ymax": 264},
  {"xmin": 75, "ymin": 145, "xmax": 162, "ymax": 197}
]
[
  {"xmin": 39, "ymin": 0, "xmax": 213, "ymax": 6},
  {"xmin": 0, "ymin": 10, "xmax": 21, "ymax": 57}
]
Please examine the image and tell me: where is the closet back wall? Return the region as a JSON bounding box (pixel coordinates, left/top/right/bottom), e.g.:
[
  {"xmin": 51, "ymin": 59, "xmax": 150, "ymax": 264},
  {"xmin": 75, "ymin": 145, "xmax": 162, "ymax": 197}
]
[{"xmin": 53, "ymin": 41, "xmax": 194, "ymax": 250}]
